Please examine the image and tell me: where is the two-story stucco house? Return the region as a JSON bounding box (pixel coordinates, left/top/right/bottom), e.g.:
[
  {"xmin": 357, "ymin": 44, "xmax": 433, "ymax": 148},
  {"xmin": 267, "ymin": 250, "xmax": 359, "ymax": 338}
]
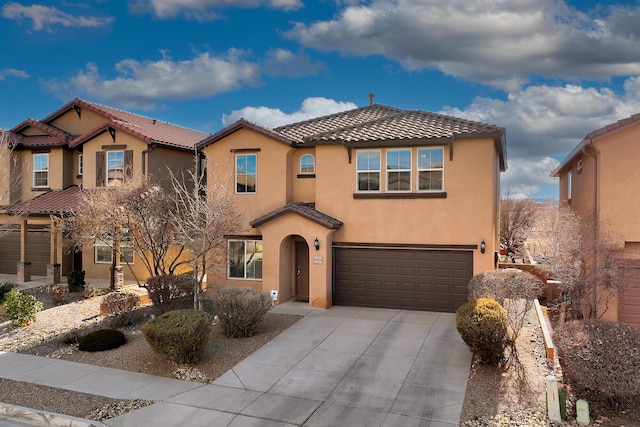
[
  {"xmin": 0, "ymin": 98, "xmax": 208, "ymax": 284},
  {"xmin": 552, "ymin": 114, "xmax": 640, "ymax": 327},
  {"xmin": 198, "ymin": 103, "xmax": 507, "ymax": 312}
]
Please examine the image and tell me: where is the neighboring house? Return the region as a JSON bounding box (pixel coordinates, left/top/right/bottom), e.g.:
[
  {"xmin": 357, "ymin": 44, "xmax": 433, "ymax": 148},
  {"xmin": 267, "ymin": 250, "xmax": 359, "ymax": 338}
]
[
  {"xmin": 552, "ymin": 114, "xmax": 640, "ymax": 327},
  {"xmin": 198, "ymin": 103, "xmax": 507, "ymax": 312},
  {"xmin": 0, "ymin": 98, "xmax": 208, "ymax": 284}
]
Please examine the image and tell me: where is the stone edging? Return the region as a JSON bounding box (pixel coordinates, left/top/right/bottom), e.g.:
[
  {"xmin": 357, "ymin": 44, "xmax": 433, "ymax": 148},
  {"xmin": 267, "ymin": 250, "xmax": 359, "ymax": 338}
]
[{"xmin": 0, "ymin": 402, "xmax": 108, "ymax": 427}]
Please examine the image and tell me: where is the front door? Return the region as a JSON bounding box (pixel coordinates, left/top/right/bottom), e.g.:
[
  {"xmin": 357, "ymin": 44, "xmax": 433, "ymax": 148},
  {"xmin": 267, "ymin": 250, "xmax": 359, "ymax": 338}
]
[{"xmin": 295, "ymin": 241, "xmax": 310, "ymax": 301}]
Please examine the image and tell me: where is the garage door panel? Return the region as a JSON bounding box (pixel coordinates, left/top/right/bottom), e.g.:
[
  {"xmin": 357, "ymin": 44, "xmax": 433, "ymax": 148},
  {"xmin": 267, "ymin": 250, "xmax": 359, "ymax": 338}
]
[
  {"xmin": 334, "ymin": 248, "xmax": 472, "ymax": 312},
  {"xmin": 620, "ymin": 268, "xmax": 640, "ymax": 328},
  {"xmin": 0, "ymin": 226, "xmax": 50, "ymax": 275}
]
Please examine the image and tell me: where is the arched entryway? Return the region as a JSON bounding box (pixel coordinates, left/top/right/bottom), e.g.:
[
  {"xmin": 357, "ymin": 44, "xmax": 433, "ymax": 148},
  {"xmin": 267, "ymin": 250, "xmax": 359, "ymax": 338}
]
[{"xmin": 293, "ymin": 237, "xmax": 310, "ymax": 301}]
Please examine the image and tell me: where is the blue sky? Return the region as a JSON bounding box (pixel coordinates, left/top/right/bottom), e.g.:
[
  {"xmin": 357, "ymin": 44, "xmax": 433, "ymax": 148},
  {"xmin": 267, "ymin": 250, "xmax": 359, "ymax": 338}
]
[{"xmin": 2, "ymin": 0, "xmax": 640, "ymax": 200}]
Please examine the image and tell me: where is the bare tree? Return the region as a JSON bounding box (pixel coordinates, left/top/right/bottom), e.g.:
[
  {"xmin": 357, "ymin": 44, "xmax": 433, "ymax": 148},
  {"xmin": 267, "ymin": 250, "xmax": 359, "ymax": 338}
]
[
  {"xmin": 0, "ymin": 129, "xmax": 24, "ymax": 237},
  {"xmin": 169, "ymin": 161, "xmax": 239, "ymax": 309},
  {"xmin": 500, "ymin": 191, "xmax": 538, "ymax": 258}
]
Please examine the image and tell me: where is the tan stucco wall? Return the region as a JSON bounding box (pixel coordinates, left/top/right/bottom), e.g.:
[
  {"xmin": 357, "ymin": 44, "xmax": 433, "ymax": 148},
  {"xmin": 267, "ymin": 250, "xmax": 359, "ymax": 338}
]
[
  {"xmin": 16, "ymin": 147, "xmax": 68, "ymax": 202},
  {"xmin": 49, "ymin": 108, "xmax": 108, "ymax": 137},
  {"xmin": 147, "ymin": 146, "xmax": 195, "ymax": 184},
  {"xmin": 291, "ymin": 148, "xmax": 316, "ymax": 203}
]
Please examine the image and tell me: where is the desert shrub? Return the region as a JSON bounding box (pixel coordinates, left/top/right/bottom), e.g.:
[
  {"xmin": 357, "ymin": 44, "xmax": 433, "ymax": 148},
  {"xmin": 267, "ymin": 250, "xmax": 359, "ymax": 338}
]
[
  {"xmin": 456, "ymin": 298, "xmax": 508, "ymax": 365},
  {"xmin": 103, "ymin": 291, "xmax": 140, "ymax": 326},
  {"xmin": 142, "ymin": 309, "xmax": 213, "ymax": 364},
  {"xmin": 83, "ymin": 284, "xmax": 99, "ymax": 299},
  {"xmin": 146, "ymin": 274, "xmax": 195, "ymax": 313},
  {"xmin": 67, "ymin": 270, "xmax": 86, "ymax": 293},
  {"xmin": 3, "ymin": 289, "xmax": 44, "ymax": 326},
  {"xmin": 78, "ymin": 329, "xmax": 127, "ymax": 352},
  {"xmin": 554, "ymin": 319, "xmax": 640, "ymax": 408},
  {"xmin": 0, "ymin": 282, "xmax": 16, "ymax": 303},
  {"xmin": 211, "ymin": 287, "xmax": 272, "ymax": 338},
  {"xmin": 48, "ymin": 284, "xmax": 67, "ymax": 305}
]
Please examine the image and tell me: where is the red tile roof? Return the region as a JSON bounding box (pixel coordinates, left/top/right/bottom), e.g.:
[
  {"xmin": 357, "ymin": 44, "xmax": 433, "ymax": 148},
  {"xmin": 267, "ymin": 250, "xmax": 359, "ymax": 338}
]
[
  {"xmin": 250, "ymin": 202, "xmax": 343, "ymax": 229},
  {"xmin": 7, "ymin": 185, "xmax": 86, "ymax": 216},
  {"xmin": 197, "ymin": 118, "xmax": 295, "ymax": 150}
]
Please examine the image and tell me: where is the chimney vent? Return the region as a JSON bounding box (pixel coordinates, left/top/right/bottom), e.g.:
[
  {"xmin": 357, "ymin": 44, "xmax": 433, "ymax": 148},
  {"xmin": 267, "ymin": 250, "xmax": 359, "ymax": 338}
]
[
  {"xmin": 152, "ymin": 119, "xmax": 157, "ymax": 125},
  {"xmin": 368, "ymin": 93, "xmax": 375, "ymax": 106}
]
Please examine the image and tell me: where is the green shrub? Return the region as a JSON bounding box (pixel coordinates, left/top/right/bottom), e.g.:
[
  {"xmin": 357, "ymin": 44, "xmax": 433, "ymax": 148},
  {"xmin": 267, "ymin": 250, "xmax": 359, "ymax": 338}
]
[
  {"xmin": 3, "ymin": 289, "xmax": 43, "ymax": 326},
  {"xmin": 67, "ymin": 270, "xmax": 86, "ymax": 293},
  {"xmin": 456, "ymin": 298, "xmax": 508, "ymax": 365},
  {"xmin": 78, "ymin": 329, "xmax": 127, "ymax": 352},
  {"xmin": 211, "ymin": 287, "xmax": 272, "ymax": 338},
  {"xmin": 142, "ymin": 309, "xmax": 212, "ymax": 364},
  {"xmin": 0, "ymin": 282, "xmax": 16, "ymax": 303},
  {"xmin": 146, "ymin": 274, "xmax": 195, "ymax": 313},
  {"xmin": 554, "ymin": 319, "xmax": 640, "ymax": 408},
  {"xmin": 103, "ymin": 291, "xmax": 140, "ymax": 326}
]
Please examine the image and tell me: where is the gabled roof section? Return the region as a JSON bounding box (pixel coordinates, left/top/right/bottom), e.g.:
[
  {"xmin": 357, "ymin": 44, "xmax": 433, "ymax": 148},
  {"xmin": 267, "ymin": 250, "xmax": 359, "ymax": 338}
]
[
  {"xmin": 197, "ymin": 118, "xmax": 295, "ymax": 150},
  {"xmin": 44, "ymin": 98, "xmax": 209, "ymax": 150},
  {"xmin": 9, "ymin": 119, "xmax": 72, "ymax": 148},
  {"xmin": 250, "ymin": 202, "xmax": 343, "ymax": 229},
  {"xmin": 552, "ymin": 112, "xmax": 640, "ymax": 176},
  {"xmin": 7, "ymin": 185, "xmax": 85, "ymax": 216}
]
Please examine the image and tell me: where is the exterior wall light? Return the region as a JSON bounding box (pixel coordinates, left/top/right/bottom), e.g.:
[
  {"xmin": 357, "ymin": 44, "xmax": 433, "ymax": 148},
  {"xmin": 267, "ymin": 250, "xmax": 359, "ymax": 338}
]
[
  {"xmin": 314, "ymin": 237, "xmax": 320, "ymax": 250},
  {"xmin": 480, "ymin": 239, "xmax": 486, "ymax": 254}
]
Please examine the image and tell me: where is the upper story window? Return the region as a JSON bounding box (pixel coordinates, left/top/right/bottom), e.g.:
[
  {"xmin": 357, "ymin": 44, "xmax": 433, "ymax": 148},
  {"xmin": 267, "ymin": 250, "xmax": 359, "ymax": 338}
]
[
  {"xmin": 356, "ymin": 150, "xmax": 381, "ymax": 192},
  {"xmin": 567, "ymin": 170, "xmax": 572, "ymax": 200},
  {"xmin": 228, "ymin": 239, "xmax": 263, "ymax": 280},
  {"xmin": 300, "ymin": 154, "xmax": 315, "ymax": 175},
  {"xmin": 33, "ymin": 153, "xmax": 49, "ymax": 188},
  {"xmin": 107, "ymin": 151, "xmax": 124, "ymax": 186},
  {"xmin": 236, "ymin": 153, "xmax": 257, "ymax": 194},
  {"xmin": 78, "ymin": 154, "xmax": 83, "ymax": 176},
  {"xmin": 387, "ymin": 149, "xmax": 411, "ymax": 192},
  {"xmin": 96, "ymin": 149, "xmax": 132, "ymax": 187},
  {"xmin": 418, "ymin": 147, "xmax": 444, "ymax": 191}
]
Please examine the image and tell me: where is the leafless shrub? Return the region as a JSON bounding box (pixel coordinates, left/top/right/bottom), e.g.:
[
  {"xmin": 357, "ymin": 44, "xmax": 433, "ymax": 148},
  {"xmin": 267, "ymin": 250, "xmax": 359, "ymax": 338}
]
[
  {"xmin": 103, "ymin": 291, "xmax": 140, "ymax": 326},
  {"xmin": 146, "ymin": 274, "xmax": 195, "ymax": 314},
  {"xmin": 211, "ymin": 287, "xmax": 272, "ymax": 338},
  {"xmin": 500, "ymin": 192, "xmax": 538, "ymax": 257},
  {"xmin": 48, "ymin": 284, "xmax": 67, "ymax": 306}
]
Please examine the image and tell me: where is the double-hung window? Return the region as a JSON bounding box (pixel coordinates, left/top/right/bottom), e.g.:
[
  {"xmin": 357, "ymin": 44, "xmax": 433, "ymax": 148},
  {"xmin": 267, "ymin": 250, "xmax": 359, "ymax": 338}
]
[
  {"xmin": 33, "ymin": 153, "xmax": 49, "ymax": 188},
  {"xmin": 228, "ymin": 240, "xmax": 263, "ymax": 280},
  {"xmin": 95, "ymin": 229, "xmax": 134, "ymax": 264},
  {"xmin": 386, "ymin": 149, "xmax": 411, "ymax": 191},
  {"xmin": 236, "ymin": 154, "xmax": 257, "ymax": 193},
  {"xmin": 356, "ymin": 150, "xmax": 380, "ymax": 192},
  {"xmin": 417, "ymin": 147, "xmax": 444, "ymax": 191},
  {"xmin": 107, "ymin": 151, "xmax": 125, "ymax": 186}
]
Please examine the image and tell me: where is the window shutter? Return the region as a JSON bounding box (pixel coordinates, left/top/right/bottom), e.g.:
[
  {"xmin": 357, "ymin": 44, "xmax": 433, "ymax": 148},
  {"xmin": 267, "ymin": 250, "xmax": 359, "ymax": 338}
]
[
  {"xmin": 124, "ymin": 150, "xmax": 133, "ymax": 180},
  {"xmin": 96, "ymin": 151, "xmax": 105, "ymax": 187}
]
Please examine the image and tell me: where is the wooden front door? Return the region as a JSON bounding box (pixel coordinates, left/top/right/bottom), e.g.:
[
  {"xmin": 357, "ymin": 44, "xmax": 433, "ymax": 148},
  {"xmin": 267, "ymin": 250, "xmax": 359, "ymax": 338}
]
[{"xmin": 295, "ymin": 241, "xmax": 310, "ymax": 301}]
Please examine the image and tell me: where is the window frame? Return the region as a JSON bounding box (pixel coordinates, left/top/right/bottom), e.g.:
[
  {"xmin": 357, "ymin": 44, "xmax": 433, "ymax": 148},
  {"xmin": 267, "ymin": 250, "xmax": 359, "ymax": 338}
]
[
  {"xmin": 106, "ymin": 150, "xmax": 125, "ymax": 187},
  {"xmin": 235, "ymin": 153, "xmax": 257, "ymax": 194},
  {"xmin": 417, "ymin": 147, "xmax": 445, "ymax": 192},
  {"xmin": 32, "ymin": 153, "xmax": 49, "ymax": 188},
  {"xmin": 228, "ymin": 239, "xmax": 263, "ymax": 280},
  {"xmin": 94, "ymin": 229, "xmax": 134, "ymax": 264},
  {"xmin": 299, "ymin": 154, "xmax": 315, "ymax": 175},
  {"xmin": 567, "ymin": 170, "xmax": 572, "ymax": 200},
  {"xmin": 356, "ymin": 150, "xmax": 381, "ymax": 193},
  {"xmin": 78, "ymin": 153, "xmax": 83, "ymax": 176},
  {"xmin": 386, "ymin": 148, "xmax": 412, "ymax": 192}
]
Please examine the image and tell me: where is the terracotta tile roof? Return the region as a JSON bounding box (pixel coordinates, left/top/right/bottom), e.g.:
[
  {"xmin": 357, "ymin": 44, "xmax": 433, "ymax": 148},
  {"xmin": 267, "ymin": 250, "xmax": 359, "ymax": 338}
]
[
  {"xmin": 552, "ymin": 112, "xmax": 640, "ymax": 176},
  {"xmin": 197, "ymin": 118, "xmax": 295, "ymax": 150},
  {"xmin": 250, "ymin": 202, "xmax": 343, "ymax": 229},
  {"xmin": 9, "ymin": 119, "xmax": 72, "ymax": 148},
  {"xmin": 274, "ymin": 104, "xmax": 505, "ymax": 144},
  {"xmin": 7, "ymin": 185, "xmax": 86, "ymax": 216},
  {"xmin": 45, "ymin": 98, "xmax": 209, "ymax": 150}
]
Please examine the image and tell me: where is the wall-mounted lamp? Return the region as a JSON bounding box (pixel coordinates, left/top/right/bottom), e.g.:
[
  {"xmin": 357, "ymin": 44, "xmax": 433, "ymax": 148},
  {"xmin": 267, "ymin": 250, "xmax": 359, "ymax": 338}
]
[
  {"xmin": 480, "ymin": 239, "xmax": 486, "ymax": 254},
  {"xmin": 314, "ymin": 237, "xmax": 320, "ymax": 250}
]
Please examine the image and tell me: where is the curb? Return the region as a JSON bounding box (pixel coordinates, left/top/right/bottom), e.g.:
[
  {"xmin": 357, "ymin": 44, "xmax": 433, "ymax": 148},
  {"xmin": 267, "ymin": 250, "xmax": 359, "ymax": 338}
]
[{"xmin": 0, "ymin": 402, "xmax": 108, "ymax": 427}]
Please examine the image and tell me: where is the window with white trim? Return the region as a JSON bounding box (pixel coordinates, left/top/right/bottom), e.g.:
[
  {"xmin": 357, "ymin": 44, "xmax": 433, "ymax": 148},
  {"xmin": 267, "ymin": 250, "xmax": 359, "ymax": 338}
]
[
  {"xmin": 78, "ymin": 154, "xmax": 83, "ymax": 176},
  {"xmin": 106, "ymin": 151, "xmax": 124, "ymax": 186},
  {"xmin": 236, "ymin": 154, "xmax": 257, "ymax": 193},
  {"xmin": 356, "ymin": 150, "xmax": 380, "ymax": 192},
  {"xmin": 300, "ymin": 154, "xmax": 315, "ymax": 174},
  {"xmin": 33, "ymin": 153, "xmax": 49, "ymax": 188},
  {"xmin": 567, "ymin": 170, "xmax": 572, "ymax": 200},
  {"xmin": 386, "ymin": 149, "xmax": 411, "ymax": 191},
  {"xmin": 95, "ymin": 229, "xmax": 134, "ymax": 264},
  {"xmin": 228, "ymin": 240, "xmax": 263, "ymax": 280},
  {"xmin": 417, "ymin": 147, "xmax": 444, "ymax": 191}
]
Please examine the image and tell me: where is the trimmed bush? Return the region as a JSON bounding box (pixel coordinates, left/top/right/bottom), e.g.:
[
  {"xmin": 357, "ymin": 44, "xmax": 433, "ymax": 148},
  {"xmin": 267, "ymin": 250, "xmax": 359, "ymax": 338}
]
[
  {"xmin": 3, "ymin": 289, "xmax": 43, "ymax": 326},
  {"xmin": 103, "ymin": 291, "xmax": 140, "ymax": 326},
  {"xmin": 554, "ymin": 319, "xmax": 640, "ymax": 408},
  {"xmin": 78, "ymin": 329, "xmax": 127, "ymax": 352},
  {"xmin": 0, "ymin": 282, "xmax": 16, "ymax": 303},
  {"xmin": 146, "ymin": 274, "xmax": 195, "ymax": 313},
  {"xmin": 456, "ymin": 298, "xmax": 508, "ymax": 365},
  {"xmin": 142, "ymin": 309, "xmax": 213, "ymax": 364},
  {"xmin": 67, "ymin": 270, "xmax": 86, "ymax": 293},
  {"xmin": 211, "ymin": 287, "xmax": 272, "ymax": 338}
]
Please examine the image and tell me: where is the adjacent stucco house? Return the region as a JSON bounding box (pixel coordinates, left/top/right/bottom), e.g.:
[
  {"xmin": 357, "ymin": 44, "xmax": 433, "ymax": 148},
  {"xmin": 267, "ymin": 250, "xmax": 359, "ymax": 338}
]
[
  {"xmin": 552, "ymin": 114, "xmax": 640, "ymax": 327},
  {"xmin": 198, "ymin": 103, "xmax": 507, "ymax": 312},
  {"xmin": 0, "ymin": 98, "xmax": 208, "ymax": 283}
]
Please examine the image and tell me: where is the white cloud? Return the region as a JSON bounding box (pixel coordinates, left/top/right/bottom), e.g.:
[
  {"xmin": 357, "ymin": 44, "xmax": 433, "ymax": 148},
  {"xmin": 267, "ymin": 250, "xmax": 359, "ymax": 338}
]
[
  {"xmin": 263, "ymin": 48, "xmax": 324, "ymax": 77},
  {"xmin": 0, "ymin": 68, "xmax": 29, "ymax": 80},
  {"xmin": 46, "ymin": 50, "xmax": 260, "ymax": 109},
  {"xmin": 286, "ymin": 0, "xmax": 640, "ymax": 90},
  {"xmin": 131, "ymin": 0, "xmax": 302, "ymax": 20},
  {"xmin": 501, "ymin": 157, "xmax": 560, "ymax": 198},
  {"xmin": 2, "ymin": 2, "xmax": 113, "ymax": 32},
  {"xmin": 222, "ymin": 97, "xmax": 358, "ymax": 127}
]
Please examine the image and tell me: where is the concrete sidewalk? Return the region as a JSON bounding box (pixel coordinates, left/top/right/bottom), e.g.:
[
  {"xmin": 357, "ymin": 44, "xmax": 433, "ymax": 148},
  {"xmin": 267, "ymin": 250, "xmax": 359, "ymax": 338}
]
[{"xmin": 0, "ymin": 304, "xmax": 472, "ymax": 427}]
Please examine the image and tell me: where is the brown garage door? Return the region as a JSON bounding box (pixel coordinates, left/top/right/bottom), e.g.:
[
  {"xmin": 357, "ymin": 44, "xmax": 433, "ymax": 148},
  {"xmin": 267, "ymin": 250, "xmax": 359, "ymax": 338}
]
[
  {"xmin": 333, "ymin": 247, "xmax": 472, "ymax": 312},
  {"xmin": 620, "ymin": 263, "xmax": 640, "ymax": 328},
  {"xmin": 0, "ymin": 225, "xmax": 50, "ymax": 276}
]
